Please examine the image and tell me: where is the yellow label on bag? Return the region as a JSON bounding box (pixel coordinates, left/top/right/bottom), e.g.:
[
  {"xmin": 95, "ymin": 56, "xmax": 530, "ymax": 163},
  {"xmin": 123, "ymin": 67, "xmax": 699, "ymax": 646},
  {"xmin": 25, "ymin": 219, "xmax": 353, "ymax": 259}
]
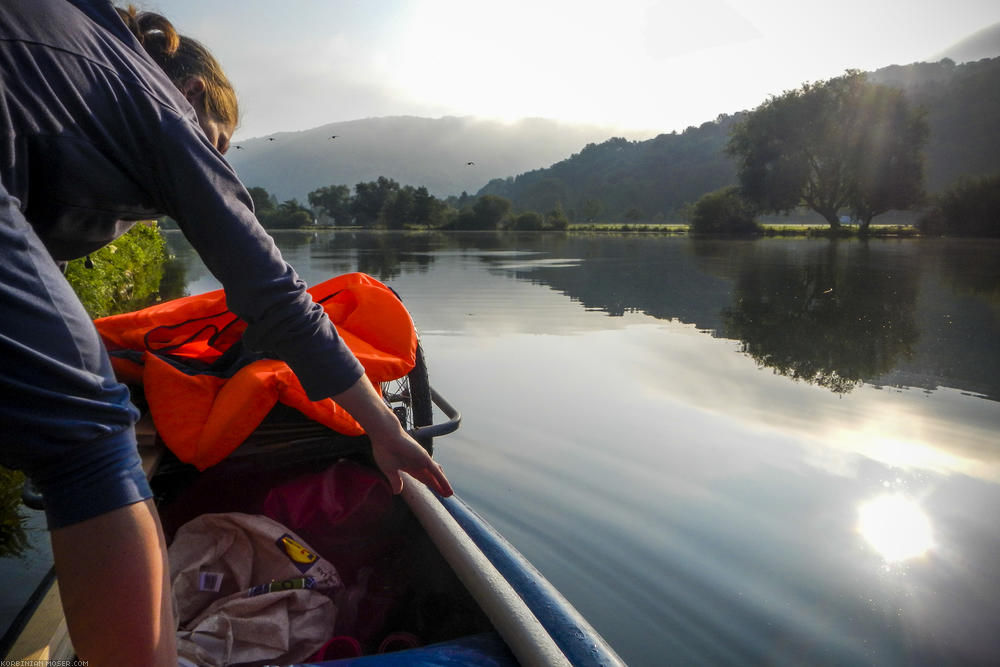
[{"xmin": 278, "ymin": 534, "xmax": 318, "ymax": 570}]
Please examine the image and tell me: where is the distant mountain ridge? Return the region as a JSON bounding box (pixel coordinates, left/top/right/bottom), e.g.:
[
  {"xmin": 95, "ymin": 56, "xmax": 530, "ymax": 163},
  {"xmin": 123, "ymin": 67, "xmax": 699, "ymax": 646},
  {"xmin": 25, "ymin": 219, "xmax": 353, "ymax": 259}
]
[
  {"xmin": 931, "ymin": 22, "xmax": 1000, "ymax": 63},
  {"xmin": 226, "ymin": 116, "xmax": 655, "ymax": 203},
  {"xmin": 226, "ymin": 24, "xmax": 1000, "ymax": 219},
  {"xmin": 481, "ymin": 56, "xmax": 1000, "ymax": 220}
]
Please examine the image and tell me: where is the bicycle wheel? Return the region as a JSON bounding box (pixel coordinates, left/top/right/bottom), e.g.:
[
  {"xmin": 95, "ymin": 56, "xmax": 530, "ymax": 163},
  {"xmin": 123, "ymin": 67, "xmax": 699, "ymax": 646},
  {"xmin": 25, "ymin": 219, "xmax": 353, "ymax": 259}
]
[{"xmin": 382, "ymin": 340, "xmax": 434, "ymax": 453}]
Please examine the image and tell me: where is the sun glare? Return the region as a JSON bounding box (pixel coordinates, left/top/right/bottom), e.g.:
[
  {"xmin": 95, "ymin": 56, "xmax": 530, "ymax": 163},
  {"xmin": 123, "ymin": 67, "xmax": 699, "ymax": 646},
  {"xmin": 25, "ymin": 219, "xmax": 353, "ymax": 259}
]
[{"xmin": 858, "ymin": 494, "xmax": 934, "ymax": 563}]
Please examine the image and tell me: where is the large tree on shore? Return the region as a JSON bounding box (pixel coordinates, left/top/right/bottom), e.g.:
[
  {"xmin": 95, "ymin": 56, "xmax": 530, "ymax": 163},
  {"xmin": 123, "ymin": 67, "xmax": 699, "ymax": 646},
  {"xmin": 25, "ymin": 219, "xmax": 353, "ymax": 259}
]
[
  {"xmin": 308, "ymin": 184, "xmax": 352, "ymax": 225},
  {"xmin": 727, "ymin": 71, "xmax": 928, "ymax": 231}
]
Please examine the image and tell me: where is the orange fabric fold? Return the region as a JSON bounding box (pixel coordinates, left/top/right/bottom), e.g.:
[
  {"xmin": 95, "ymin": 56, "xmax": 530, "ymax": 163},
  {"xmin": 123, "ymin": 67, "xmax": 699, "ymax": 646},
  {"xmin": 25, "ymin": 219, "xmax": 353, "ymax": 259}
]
[{"xmin": 96, "ymin": 273, "xmax": 415, "ymax": 469}]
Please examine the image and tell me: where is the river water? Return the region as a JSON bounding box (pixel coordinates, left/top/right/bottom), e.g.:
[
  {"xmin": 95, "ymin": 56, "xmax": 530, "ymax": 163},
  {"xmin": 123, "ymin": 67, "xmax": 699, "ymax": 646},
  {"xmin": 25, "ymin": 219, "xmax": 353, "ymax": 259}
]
[{"xmin": 5, "ymin": 230, "xmax": 1000, "ymax": 665}]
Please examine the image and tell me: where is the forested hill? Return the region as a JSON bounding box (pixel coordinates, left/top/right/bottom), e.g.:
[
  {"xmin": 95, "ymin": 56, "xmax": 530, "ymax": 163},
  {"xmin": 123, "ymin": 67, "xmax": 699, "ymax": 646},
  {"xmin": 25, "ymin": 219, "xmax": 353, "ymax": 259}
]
[
  {"xmin": 869, "ymin": 57, "xmax": 1000, "ymax": 192},
  {"xmin": 480, "ymin": 56, "xmax": 1000, "ymax": 221},
  {"xmin": 477, "ymin": 116, "xmax": 739, "ymax": 222},
  {"xmin": 226, "ymin": 116, "xmax": 653, "ymax": 203}
]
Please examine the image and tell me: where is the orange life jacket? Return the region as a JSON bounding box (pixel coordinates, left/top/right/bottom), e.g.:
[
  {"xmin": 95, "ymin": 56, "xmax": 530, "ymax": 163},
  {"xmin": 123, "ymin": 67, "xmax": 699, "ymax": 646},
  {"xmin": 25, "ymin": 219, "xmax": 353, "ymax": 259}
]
[{"xmin": 95, "ymin": 273, "xmax": 417, "ymax": 470}]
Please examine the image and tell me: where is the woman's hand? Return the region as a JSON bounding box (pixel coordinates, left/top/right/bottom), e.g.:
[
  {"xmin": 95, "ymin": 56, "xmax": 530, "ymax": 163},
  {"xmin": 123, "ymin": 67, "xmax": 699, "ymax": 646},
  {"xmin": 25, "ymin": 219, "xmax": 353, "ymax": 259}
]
[
  {"xmin": 332, "ymin": 373, "xmax": 453, "ymax": 497},
  {"xmin": 370, "ymin": 428, "xmax": 453, "ymax": 497}
]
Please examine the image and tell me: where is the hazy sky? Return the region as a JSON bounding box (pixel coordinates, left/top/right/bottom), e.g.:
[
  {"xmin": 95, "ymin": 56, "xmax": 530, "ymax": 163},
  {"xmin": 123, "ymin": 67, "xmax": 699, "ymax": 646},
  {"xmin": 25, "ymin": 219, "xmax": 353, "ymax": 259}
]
[{"xmin": 147, "ymin": 0, "xmax": 1000, "ymax": 141}]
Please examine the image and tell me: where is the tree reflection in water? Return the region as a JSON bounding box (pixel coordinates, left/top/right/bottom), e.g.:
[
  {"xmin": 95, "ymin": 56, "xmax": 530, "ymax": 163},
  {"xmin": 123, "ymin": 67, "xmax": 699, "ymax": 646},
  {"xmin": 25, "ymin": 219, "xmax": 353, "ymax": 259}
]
[
  {"xmin": 159, "ymin": 231, "xmax": 996, "ymax": 399},
  {"xmin": 718, "ymin": 242, "xmax": 920, "ymax": 393}
]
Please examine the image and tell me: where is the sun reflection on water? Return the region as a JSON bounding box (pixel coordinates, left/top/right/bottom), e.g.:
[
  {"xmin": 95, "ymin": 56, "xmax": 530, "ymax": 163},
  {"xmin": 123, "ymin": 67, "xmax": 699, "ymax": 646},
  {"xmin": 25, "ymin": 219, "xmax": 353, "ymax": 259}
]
[{"xmin": 858, "ymin": 494, "xmax": 934, "ymax": 563}]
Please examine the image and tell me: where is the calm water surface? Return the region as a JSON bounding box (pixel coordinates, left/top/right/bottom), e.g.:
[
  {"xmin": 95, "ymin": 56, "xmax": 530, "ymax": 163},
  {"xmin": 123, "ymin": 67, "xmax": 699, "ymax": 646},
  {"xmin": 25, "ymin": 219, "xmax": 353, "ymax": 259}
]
[{"xmin": 6, "ymin": 231, "xmax": 1000, "ymax": 665}]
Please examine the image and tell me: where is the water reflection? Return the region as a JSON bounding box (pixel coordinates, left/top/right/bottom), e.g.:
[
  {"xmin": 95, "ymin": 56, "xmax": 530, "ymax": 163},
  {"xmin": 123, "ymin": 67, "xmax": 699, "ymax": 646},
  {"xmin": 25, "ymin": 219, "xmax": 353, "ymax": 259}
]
[
  {"xmin": 162, "ymin": 232, "xmax": 999, "ymax": 403},
  {"xmin": 719, "ymin": 242, "xmax": 919, "ymax": 393},
  {"xmin": 858, "ymin": 494, "xmax": 934, "ymax": 562},
  {"xmin": 488, "ymin": 235, "xmax": 997, "ymax": 401}
]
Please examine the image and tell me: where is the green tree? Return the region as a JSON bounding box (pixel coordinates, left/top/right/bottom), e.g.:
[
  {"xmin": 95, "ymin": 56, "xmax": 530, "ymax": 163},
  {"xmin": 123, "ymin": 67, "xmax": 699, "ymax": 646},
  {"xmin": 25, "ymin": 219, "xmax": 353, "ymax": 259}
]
[
  {"xmin": 919, "ymin": 173, "xmax": 1000, "ymax": 237},
  {"xmin": 727, "ymin": 71, "xmax": 928, "ymax": 231},
  {"xmin": 509, "ymin": 211, "xmax": 544, "ymax": 230},
  {"xmin": 258, "ymin": 199, "xmax": 312, "ymax": 229},
  {"xmin": 445, "ymin": 195, "xmax": 512, "ymax": 230},
  {"xmin": 411, "ymin": 186, "xmax": 446, "ymax": 228},
  {"xmin": 449, "ymin": 208, "xmax": 478, "ymax": 230},
  {"xmin": 381, "ymin": 186, "xmax": 415, "ymax": 229},
  {"xmin": 471, "ymin": 194, "xmax": 512, "ymax": 230},
  {"xmin": 247, "ymin": 186, "xmax": 277, "ymax": 215},
  {"xmin": 352, "ymin": 177, "xmax": 400, "ymax": 227},
  {"xmin": 689, "ymin": 186, "xmax": 759, "ymax": 234},
  {"xmin": 545, "ymin": 203, "xmax": 569, "ymax": 230},
  {"xmin": 847, "ymin": 84, "xmax": 928, "ymax": 230},
  {"xmin": 308, "ymin": 184, "xmax": 352, "ymax": 225}
]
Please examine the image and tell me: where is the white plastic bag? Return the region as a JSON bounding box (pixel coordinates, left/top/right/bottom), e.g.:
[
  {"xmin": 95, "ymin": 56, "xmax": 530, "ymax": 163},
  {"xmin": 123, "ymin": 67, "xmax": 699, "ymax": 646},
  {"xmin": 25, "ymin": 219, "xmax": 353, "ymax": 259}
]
[{"xmin": 168, "ymin": 512, "xmax": 342, "ymax": 667}]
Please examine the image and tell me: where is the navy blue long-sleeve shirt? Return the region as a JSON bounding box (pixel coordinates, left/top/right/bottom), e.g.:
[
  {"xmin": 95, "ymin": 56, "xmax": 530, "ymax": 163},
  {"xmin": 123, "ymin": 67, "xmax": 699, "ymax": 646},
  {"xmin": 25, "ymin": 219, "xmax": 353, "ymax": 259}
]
[
  {"xmin": 0, "ymin": 0, "xmax": 364, "ymax": 400},
  {"xmin": 1, "ymin": 0, "xmax": 364, "ymax": 527}
]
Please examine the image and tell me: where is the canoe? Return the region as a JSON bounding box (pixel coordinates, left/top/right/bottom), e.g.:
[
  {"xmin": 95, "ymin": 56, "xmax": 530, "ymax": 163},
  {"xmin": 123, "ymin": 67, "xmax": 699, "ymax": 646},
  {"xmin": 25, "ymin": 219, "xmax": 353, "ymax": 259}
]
[{"xmin": 3, "ymin": 344, "xmax": 625, "ymax": 667}]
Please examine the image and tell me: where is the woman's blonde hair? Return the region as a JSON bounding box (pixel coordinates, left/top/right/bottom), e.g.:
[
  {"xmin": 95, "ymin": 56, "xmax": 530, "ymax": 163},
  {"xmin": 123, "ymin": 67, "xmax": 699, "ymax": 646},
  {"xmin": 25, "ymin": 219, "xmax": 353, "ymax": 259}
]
[{"xmin": 116, "ymin": 5, "xmax": 239, "ymax": 127}]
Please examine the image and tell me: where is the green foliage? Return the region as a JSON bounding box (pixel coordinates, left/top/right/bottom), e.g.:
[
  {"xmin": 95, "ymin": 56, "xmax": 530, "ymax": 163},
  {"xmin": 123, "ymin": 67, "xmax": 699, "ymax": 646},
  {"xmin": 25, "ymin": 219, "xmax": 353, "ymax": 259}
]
[
  {"xmin": 471, "ymin": 195, "xmax": 512, "ymax": 230},
  {"xmin": 380, "ymin": 187, "xmax": 414, "ymax": 230},
  {"xmin": 64, "ymin": 221, "xmax": 167, "ymax": 318},
  {"xmin": 727, "ymin": 71, "xmax": 928, "ymax": 230},
  {"xmin": 444, "ymin": 191, "xmax": 477, "ymax": 211},
  {"xmin": 411, "ymin": 186, "xmax": 448, "ymax": 228},
  {"xmin": 872, "ymin": 58, "xmax": 1000, "ymax": 193},
  {"xmin": 246, "ymin": 187, "xmax": 314, "ymax": 228},
  {"xmin": 510, "ymin": 211, "xmax": 544, "ymax": 230},
  {"xmin": 267, "ymin": 198, "xmax": 314, "ymax": 229},
  {"xmin": 247, "ymin": 185, "xmax": 277, "ymax": 213},
  {"xmin": 449, "ymin": 209, "xmax": 478, "ymax": 230},
  {"xmin": 307, "ymin": 184, "xmax": 352, "ymax": 225},
  {"xmin": 446, "ymin": 195, "xmax": 512, "ymax": 230},
  {"xmin": 305, "ymin": 180, "xmax": 452, "ymax": 229},
  {"xmin": 470, "ymin": 58, "xmax": 997, "ymax": 226},
  {"xmin": 479, "ymin": 121, "xmax": 738, "ymax": 222},
  {"xmin": 352, "ymin": 177, "xmax": 401, "ymax": 227},
  {"xmin": 0, "ymin": 466, "xmax": 29, "ymax": 559},
  {"xmin": 545, "ymin": 204, "xmax": 569, "ymax": 230},
  {"xmin": 690, "ymin": 187, "xmax": 759, "ymax": 234},
  {"xmin": 919, "ymin": 173, "xmax": 1000, "ymax": 237},
  {"xmin": 379, "ymin": 185, "xmax": 444, "ymax": 229}
]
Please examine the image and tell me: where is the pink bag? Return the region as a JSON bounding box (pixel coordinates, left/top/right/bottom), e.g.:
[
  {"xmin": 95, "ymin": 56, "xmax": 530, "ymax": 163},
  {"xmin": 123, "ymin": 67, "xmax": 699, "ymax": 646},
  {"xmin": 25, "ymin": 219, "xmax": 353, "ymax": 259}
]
[{"xmin": 262, "ymin": 460, "xmax": 416, "ymax": 643}]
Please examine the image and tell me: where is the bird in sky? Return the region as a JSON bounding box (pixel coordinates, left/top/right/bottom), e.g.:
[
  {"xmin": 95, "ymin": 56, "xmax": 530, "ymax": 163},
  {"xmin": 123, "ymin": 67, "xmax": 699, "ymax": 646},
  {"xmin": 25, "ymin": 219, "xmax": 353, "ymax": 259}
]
[
  {"xmin": 268, "ymin": 137, "xmax": 275, "ymax": 141},
  {"xmin": 234, "ymin": 145, "xmax": 243, "ymax": 150},
  {"xmin": 466, "ymin": 161, "xmax": 475, "ymax": 166},
  {"xmin": 330, "ymin": 135, "xmax": 338, "ymax": 139}
]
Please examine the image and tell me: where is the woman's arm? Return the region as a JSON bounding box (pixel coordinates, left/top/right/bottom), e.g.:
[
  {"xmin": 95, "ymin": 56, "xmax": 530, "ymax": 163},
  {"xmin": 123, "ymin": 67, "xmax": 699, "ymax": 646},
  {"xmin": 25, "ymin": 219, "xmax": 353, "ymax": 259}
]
[
  {"xmin": 50, "ymin": 499, "xmax": 177, "ymax": 666},
  {"xmin": 151, "ymin": 117, "xmax": 453, "ymax": 493},
  {"xmin": 332, "ymin": 374, "xmax": 453, "ymax": 497}
]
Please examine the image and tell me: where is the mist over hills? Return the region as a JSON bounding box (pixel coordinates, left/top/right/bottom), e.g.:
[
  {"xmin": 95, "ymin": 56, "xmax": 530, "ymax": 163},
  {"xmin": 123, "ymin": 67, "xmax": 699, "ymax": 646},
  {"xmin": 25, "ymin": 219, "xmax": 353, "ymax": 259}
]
[
  {"xmin": 226, "ymin": 116, "xmax": 655, "ymax": 203},
  {"xmin": 931, "ymin": 22, "xmax": 1000, "ymax": 63}
]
